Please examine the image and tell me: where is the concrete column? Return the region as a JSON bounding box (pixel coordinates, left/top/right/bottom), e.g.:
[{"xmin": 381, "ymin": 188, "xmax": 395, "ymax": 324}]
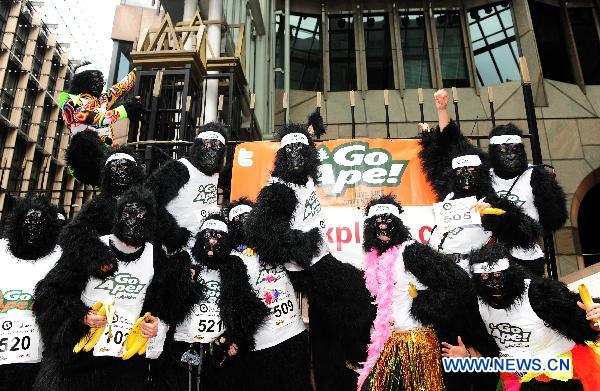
[
  {"xmin": 183, "ymin": 0, "xmax": 198, "ymax": 50},
  {"xmin": 204, "ymin": 0, "xmax": 222, "ymax": 124},
  {"xmin": 284, "ymin": 0, "xmax": 290, "ymax": 99}
]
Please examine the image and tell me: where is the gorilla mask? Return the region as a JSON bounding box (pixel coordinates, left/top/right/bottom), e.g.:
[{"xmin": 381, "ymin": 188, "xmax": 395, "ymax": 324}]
[
  {"xmin": 489, "ymin": 125, "xmax": 528, "ymax": 179},
  {"xmin": 363, "ymin": 195, "xmax": 411, "ymax": 255},
  {"xmin": 227, "ymin": 198, "xmax": 254, "ymax": 248},
  {"xmin": 69, "ymin": 69, "xmax": 105, "ymax": 97},
  {"xmin": 6, "ymin": 196, "xmax": 60, "ymax": 260},
  {"xmin": 272, "ymin": 124, "xmax": 319, "ymax": 186},
  {"xmin": 449, "ymin": 152, "xmax": 491, "ymax": 199},
  {"xmin": 192, "ymin": 214, "xmax": 232, "ymax": 270},
  {"xmin": 101, "ymin": 151, "xmax": 143, "ymax": 196},
  {"xmin": 112, "ymin": 187, "xmax": 156, "ymax": 248},
  {"xmin": 470, "ymin": 244, "xmax": 526, "ymax": 309},
  {"xmin": 189, "ymin": 122, "xmax": 227, "ymax": 175}
]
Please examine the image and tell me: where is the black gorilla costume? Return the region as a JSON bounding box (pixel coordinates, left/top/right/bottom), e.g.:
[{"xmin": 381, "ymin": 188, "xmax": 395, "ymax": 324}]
[
  {"xmin": 144, "ymin": 122, "xmax": 227, "ymax": 252},
  {"xmin": 228, "ymin": 198, "xmax": 311, "ymax": 391},
  {"xmin": 33, "ymin": 186, "xmax": 197, "ymax": 391},
  {"xmin": 307, "ymin": 110, "xmax": 326, "ymax": 139},
  {"xmin": 0, "ymin": 196, "xmax": 62, "ymax": 391},
  {"xmin": 358, "ymin": 195, "xmax": 497, "ymax": 391},
  {"xmin": 59, "ymin": 146, "xmax": 145, "ymax": 279},
  {"xmin": 419, "ymin": 120, "xmax": 541, "ymax": 269},
  {"xmin": 245, "ymin": 124, "xmax": 374, "ymax": 390},
  {"xmin": 153, "ymin": 212, "xmax": 268, "ymax": 391},
  {"xmin": 469, "ymin": 244, "xmax": 600, "ymax": 391},
  {"xmin": 488, "ymin": 123, "xmax": 568, "ymax": 275}
]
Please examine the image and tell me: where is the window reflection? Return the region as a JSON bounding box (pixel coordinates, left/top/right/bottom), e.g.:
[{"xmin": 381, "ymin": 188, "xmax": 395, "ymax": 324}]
[
  {"xmin": 400, "ymin": 11, "xmax": 432, "ymax": 88},
  {"xmin": 329, "ymin": 15, "xmax": 357, "ymax": 91},
  {"xmin": 290, "ymin": 14, "xmax": 322, "ymax": 91},
  {"xmin": 363, "ymin": 14, "xmax": 394, "ymax": 90},
  {"xmin": 435, "ymin": 10, "xmax": 469, "ymax": 87},
  {"xmin": 568, "ymin": 8, "xmax": 600, "ymax": 85},
  {"xmin": 468, "ymin": 2, "xmax": 519, "ymax": 86}
]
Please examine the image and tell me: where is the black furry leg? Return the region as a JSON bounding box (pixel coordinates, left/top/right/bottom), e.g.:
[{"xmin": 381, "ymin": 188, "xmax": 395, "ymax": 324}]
[
  {"xmin": 0, "ymin": 363, "xmax": 39, "ymax": 391},
  {"xmin": 511, "ymin": 256, "xmax": 545, "ymax": 277},
  {"xmin": 152, "ymin": 341, "xmax": 243, "ymax": 391},
  {"xmin": 66, "ymin": 131, "xmax": 110, "ymax": 186},
  {"xmin": 241, "ymin": 330, "xmax": 311, "ymax": 391},
  {"xmin": 520, "ymin": 379, "xmax": 584, "ymax": 391}
]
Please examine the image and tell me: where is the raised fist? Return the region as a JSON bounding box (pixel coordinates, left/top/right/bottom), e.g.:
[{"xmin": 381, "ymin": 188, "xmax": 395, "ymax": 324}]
[
  {"xmin": 434, "ymin": 89, "xmax": 449, "ymax": 111},
  {"xmin": 418, "ymin": 122, "xmax": 430, "ymax": 133}
]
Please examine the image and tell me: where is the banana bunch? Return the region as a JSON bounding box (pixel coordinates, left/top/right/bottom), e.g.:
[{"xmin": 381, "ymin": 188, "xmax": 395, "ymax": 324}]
[
  {"xmin": 578, "ymin": 284, "xmax": 600, "ymax": 329},
  {"xmin": 121, "ymin": 312, "xmax": 152, "ymax": 360},
  {"xmin": 73, "ymin": 298, "xmax": 116, "ymax": 354},
  {"xmin": 481, "ymin": 208, "xmax": 506, "ymax": 215}
]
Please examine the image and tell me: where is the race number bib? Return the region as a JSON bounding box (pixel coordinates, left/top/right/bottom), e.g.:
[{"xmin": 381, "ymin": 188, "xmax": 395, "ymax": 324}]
[
  {"xmin": 256, "ymin": 266, "xmax": 301, "ymax": 329},
  {"xmin": 93, "ymin": 310, "xmax": 135, "ymax": 358},
  {"xmin": 433, "ymin": 196, "xmax": 481, "ymax": 234},
  {"xmin": 188, "ymin": 302, "xmax": 224, "ymax": 343},
  {"xmin": 0, "ymin": 315, "xmax": 40, "ymax": 364}
]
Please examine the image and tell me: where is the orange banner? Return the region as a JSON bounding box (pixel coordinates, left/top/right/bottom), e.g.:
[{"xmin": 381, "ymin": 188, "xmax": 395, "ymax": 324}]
[{"xmin": 231, "ymin": 138, "xmax": 436, "ymax": 207}]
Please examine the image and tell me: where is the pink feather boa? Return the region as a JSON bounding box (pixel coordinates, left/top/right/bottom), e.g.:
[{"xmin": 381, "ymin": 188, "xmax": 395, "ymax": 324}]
[{"xmin": 357, "ymin": 240, "xmax": 414, "ymax": 390}]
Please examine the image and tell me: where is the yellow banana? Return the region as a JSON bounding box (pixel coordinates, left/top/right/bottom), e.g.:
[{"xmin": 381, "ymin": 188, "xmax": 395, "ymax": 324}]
[
  {"xmin": 122, "ymin": 312, "xmax": 151, "ymax": 360},
  {"xmin": 73, "ymin": 302, "xmax": 103, "ymax": 353},
  {"xmin": 579, "ymin": 284, "xmax": 594, "ymax": 310},
  {"xmin": 73, "ymin": 298, "xmax": 115, "ymax": 354},
  {"xmin": 481, "ymin": 208, "xmax": 506, "ymax": 215}
]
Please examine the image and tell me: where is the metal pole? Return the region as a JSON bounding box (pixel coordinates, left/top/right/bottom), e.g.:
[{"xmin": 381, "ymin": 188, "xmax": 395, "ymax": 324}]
[
  {"xmin": 519, "ymin": 57, "xmax": 558, "ymax": 279},
  {"xmin": 487, "ymin": 86, "xmax": 496, "ymax": 127},
  {"xmin": 284, "ymin": 0, "xmax": 290, "ymax": 106},
  {"xmin": 350, "ymin": 90, "xmax": 356, "ymax": 139},
  {"xmin": 384, "ymin": 89, "xmax": 390, "ymax": 139},
  {"xmin": 452, "ymin": 87, "xmax": 460, "ymax": 128}
]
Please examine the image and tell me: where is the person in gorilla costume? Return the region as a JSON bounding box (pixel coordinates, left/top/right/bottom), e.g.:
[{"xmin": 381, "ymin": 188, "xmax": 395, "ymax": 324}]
[
  {"xmin": 487, "ymin": 123, "xmax": 567, "ymax": 275},
  {"xmin": 358, "ymin": 195, "xmax": 498, "ymax": 391},
  {"xmin": 245, "ymin": 123, "xmax": 374, "ymax": 390},
  {"xmin": 59, "ymin": 146, "xmax": 145, "ymax": 277},
  {"xmin": 144, "ymin": 122, "xmax": 227, "ymax": 252},
  {"xmin": 419, "ymin": 89, "xmax": 541, "ymax": 273},
  {"xmin": 153, "ymin": 212, "xmax": 268, "ymax": 391},
  {"xmin": 307, "ymin": 110, "xmax": 326, "ymax": 139},
  {"xmin": 33, "ymin": 186, "xmax": 197, "ymax": 391},
  {"xmin": 443, "ymin": 243, "xmax": 600, "ymax": 391},
  {"xmin": 0, "ymin": 196, "xmax": 62, "ymax": 391},
  {"xmin": 60, "ymin": 63, "xmax": 142, "ymax": 186},
  {"xmin": 228, "ymin": 198, "xmax": 311, "ymax": 391}
]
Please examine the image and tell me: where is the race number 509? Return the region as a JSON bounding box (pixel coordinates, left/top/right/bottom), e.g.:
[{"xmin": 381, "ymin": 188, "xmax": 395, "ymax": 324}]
[{"xmin": 272, "ymin": 300, "xmax": 294, "ymax": 318}]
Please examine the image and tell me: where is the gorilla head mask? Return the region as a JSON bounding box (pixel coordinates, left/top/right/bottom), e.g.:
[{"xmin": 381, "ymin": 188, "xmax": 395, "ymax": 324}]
[
  {"xmin": 227, "ymin": 198, "xmax": 254, "ymax": 248},
  {"xmin": 192, "ymin": 213, "xmax": 232, "ymax": 270},
  {"xmin": 489, "ymin": 124, "xmax": 528, "ymax": 179},
  {"xmin": 6, "ymin": 196, "xmax": 61, "ymax": 260},
  {"xmin": 363, "ymin": 195, "xmax": 411, "ymax": 255},
  {"xmin": 470, "ymin": 244, "xmax": 526, "ymax": 310},
  {"xmin": 100, "ymin": 148, "xmax": 144, "ymax": 197},
  {"xmin": 112, "ymin": 186, "xmax": 156, "ymax": 248},
  {"xmin": 272, "ymin": 124, "xmax": 320, "ymax": 186},
  {"xmin": 448, "ymin": 143, "xmax": 492, "ymax": 199},
  {"xmin": 307, "ymin": 110, "xmax": 326, "ymax": 139},
  {"xmin": 189, "ymin": 122, "xmax": 228, "ymax": 175},
  {"xmin": 69, "ymin": 63, "xmax": 105, "ymax": 97}
]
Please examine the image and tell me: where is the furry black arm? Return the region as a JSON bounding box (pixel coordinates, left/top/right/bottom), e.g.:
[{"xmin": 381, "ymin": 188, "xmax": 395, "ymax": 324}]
[
  {"xmin": 531, "ymin": 167, "xmax": 568, "ymax": 232},
  {"xmin": 529, "ymin": 278, "xmax": 599, "ymax": 344},
  {"xmin": 144, "ymin": 159, "xmax": 190, "ymax": 207},
  {"xmin": 142, "ymin": 248, "xmax": 199, "ymax": 326},
  {"xmin": 219, "ymin": 255, "xmax": 269, "ymax": 351},
  {"xmin": 33, "ymin": 254, "xmax": 91, "ymax": 362},
  {"xmin": 245, "ymin": 183, "xmax": 321, "ymax": 269},
  {"xmin": 483, "ymin": 194, "xmax": 541, "ymax": 249},
  {"xmin": 154, "ymin": 207, "xmax": 191, "ymax": 253}
]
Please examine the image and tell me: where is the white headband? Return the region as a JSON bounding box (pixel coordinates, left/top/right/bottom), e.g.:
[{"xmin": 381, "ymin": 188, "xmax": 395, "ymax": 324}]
[
  {"xmin": 229, "ymin": 204, "xmax": 252, "ymax": 221},
  {"xmin": 200, "ymin": 219, "xmax": 228, "ymax": 233},
  {"xmin": 472, "ymin": 258, "xmax": 510, "ymax": 274},
  {"xmin": 452, "ymin": 154, "xmax": 482, "ymax": 169},
  {"xmin": 57, "ymin": 213, "xmax": 66, "ymax": 221},
  {"xmin": 367, "ymin": 204, "xmax": 401, "ymax": 219},
  {"xmin": 105, "ymin": 153, "xmax": 136, "ymax": 165},
  {"xmin": 196, "ymin": 131, "xmax": 226, "ymax": 145},
  {"xmin": 75, "ymin": 63, "xmax": 101, "ymax": 74},
  {"xmin": 490, "ymin": 135, "xmax": 523, "ymax": 145},
  {"xmin": 280, "ymin": 133, "xmax": 309, "ymax": 148}
]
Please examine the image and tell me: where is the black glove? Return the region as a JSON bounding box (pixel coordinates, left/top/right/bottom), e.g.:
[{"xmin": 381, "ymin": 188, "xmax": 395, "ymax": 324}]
[{"xmin": 123, "ymin": 97, "xmax": 145, "ymax": 119}]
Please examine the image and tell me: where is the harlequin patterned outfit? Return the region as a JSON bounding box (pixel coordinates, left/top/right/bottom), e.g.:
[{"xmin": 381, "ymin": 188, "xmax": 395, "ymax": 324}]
[{"xmin": 59, "ymin": 70, "xmax": 136, "ymax": 143}]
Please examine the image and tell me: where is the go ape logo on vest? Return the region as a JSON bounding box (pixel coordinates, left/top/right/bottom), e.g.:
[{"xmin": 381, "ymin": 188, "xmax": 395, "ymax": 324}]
[
  {"xmin": 95, "ymin": 273, "xmax": 146, "ymax": 295},
  {"xmin": 194, "ymin": 184, "xmax": 217, "ymax": 204},
  {"xmin": 489, "ymin": 322, "xmax": 531, "ymax": 346},
  {"xmin": 0, "ymin": 290, "xmax": 34, "ymax": 313},
  {"xmin": 317, "ymin": 142, "xmax": 408, "ymax": 196}
]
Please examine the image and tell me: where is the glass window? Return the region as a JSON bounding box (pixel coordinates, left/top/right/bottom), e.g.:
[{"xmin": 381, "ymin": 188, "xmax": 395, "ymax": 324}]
[
  {"xmin": 290, "ymin": 14, "xmax": 322, "ymax": 91},
  {"xmin": 468, "ymin": 3, "xmax": 520, "ymax": 86},
  {"xmin": 568, "ymin": 8, "xmax": 600, "ymax": 85},
  {"xmin": 21, "ymin": 82, "xmax": 36, "ymax": 135},
  {"xmin": 329, "ymin": 15, "xmax": 357, "ymax": 91},
  {"xmin": 13, "ymin": 16, "xmax": 30, "ymax": 61},
  {"xmin": 435, "ymin": 10, "xmax": 469, "ymax": 87},
  {"xmin": 363, "ymin": 14, "xmax": 394, "ymax": 90},
  {"xmin": 1, "ymin": 63, "xmax": 19, "ymax": 119},
  {"xmin": 400, "ymin": 11, "xmax": 432, "ymax": 88},
  {"xmin": 111, "ymin": 41, "xmax": 133, "ymax": 85},
  {"xmin": 7, "ymin": 137, "xmax": 26, "ymax": 192},
  {"xmin": 529, "ymin": 1, "xmax": 573, "ymax": 83}
]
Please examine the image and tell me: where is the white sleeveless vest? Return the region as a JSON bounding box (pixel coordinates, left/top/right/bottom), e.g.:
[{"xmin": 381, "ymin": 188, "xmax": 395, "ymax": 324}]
[
  {"xmin": 174, "ymin": 267, "xmax": 225, "ymax": 343},
  {"xmin": 478, "ymin": 279, "xmax": 575, "ymax": 359},
  {"xmin": 166, "ymin": 158, "xmax": 219, "ymax": 235},
  {"xmin": 490, "ymin": 168, "xmax": 544, "ymax": 260},
  {"xmin": 269, "ymin": 177, "xmax": 329, "ymax": 269},
  {"xmin": 234, "ymin": 247, "xmax": 305, "ymax": 350},
  {"xmin": 428, "ymin": 224, "xmax": 492, "ymax": 273},
  {"xmin": 80, "ymin": 235, "xmax": 154, "ymax": 357},
  {"xmin": 0, "ymin": 239, "xmax": 61, "ymax": 364},
  {"xmin": 391, "ymin": 242, "xmax": 428, "ymax": 331}
]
